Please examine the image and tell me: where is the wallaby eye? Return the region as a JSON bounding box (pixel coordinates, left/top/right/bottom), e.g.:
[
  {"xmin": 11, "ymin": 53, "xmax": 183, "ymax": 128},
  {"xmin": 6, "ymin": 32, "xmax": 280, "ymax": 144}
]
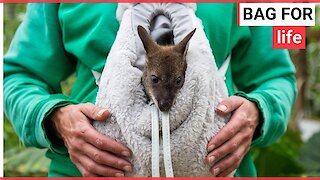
[
  {"xmin": 151, "ymin": 75, "xmax": 159, "ymax": 84},
  {"xmin": 176, "ymin": 76, "xmax": 182, "ymax": 85}
]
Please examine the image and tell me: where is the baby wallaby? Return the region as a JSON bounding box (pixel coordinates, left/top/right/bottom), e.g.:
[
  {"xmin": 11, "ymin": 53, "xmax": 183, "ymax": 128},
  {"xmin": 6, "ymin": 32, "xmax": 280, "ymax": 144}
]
[{"xmin": 137, "ymin": 25, "xmax": 196, "ymax": 112}]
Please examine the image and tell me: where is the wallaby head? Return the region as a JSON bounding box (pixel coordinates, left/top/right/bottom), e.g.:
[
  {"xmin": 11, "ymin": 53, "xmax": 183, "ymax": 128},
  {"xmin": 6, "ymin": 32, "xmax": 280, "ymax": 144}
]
[{"xmin": 137, "ymin": 25, "xmax": 196, "ymax": 112}]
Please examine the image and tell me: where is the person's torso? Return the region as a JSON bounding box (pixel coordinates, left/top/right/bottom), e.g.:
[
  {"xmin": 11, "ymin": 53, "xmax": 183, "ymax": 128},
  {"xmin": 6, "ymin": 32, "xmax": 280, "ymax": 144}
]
[
  {"xmin": 57, "ymin": 3, "xmax": 251, "ymax": 103},
  {"xmin": 48, "ymin": 3, "xmax": 254, "ymax": 177}
]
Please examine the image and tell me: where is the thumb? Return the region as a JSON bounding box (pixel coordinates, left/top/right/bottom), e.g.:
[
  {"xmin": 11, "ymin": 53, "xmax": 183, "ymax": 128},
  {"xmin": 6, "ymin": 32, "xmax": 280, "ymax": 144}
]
[
  {"xmin": 80, "ymin": 103, "xmax": 110, "ymax": 121},
  {"xmin": 216, "ymin": 96, "xmax": 245, "ymax": 114}
]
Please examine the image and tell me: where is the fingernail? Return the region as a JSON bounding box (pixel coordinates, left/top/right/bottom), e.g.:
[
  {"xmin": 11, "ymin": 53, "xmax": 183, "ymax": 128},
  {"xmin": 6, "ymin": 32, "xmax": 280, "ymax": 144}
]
[
  {"xmin": 124, "ymin": 165, "xmax": 132, "ymax": 172},
  {"xmin": 97, "ymin": 109, "xmax": 107, "ymax": 117},
  {"xmin": 217, "ymin": 104, "xmax": 227, "ymax": 112},
  {"xmin": 115, "ymin": 172, "xmax": 125, "ymax": 177},
  {"xmin": 207, "ymin": 144, "xmax": 215, "ymax": 152},
  {"xmin": 213, "ymin": 168, "xmax": 220, "ymax": 176},
  {"xmin": 122, "ymin": 151, "xmax": 131, "ymax": 157},
  {"xmin": 207, "ymin": 156, "xmax": 215, "ymax": 164}
]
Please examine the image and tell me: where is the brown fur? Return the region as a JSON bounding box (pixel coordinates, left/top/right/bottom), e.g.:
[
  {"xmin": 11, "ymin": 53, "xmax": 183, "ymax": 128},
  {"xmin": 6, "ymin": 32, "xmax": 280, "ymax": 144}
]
[{"xmin": 137, "ymin": 25, "xmax": 196, "ymax": 111}]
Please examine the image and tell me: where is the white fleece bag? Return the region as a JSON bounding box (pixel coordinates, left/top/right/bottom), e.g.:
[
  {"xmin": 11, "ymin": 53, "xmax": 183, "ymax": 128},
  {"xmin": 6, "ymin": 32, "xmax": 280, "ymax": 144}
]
[{"xmin": 94, "ymin": 3, "xmax": 231, "ymax": 177}]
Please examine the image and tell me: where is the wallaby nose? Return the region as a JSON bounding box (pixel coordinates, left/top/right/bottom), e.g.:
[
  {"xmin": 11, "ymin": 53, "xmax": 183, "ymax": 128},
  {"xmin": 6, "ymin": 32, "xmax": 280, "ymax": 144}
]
[{"xmin": 158, "ymin": 100, "xmax": 172, "ymax": 112}]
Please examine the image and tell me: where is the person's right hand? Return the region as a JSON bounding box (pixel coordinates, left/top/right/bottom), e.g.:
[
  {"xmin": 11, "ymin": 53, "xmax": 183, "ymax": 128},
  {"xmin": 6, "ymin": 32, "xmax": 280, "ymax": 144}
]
[{"xmin": 50, "ymin": 103, "xmax": 133, "ymax": 177}]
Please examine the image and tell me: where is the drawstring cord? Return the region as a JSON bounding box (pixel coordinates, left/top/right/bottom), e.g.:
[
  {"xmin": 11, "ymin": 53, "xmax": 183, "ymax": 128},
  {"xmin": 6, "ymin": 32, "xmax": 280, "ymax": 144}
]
[
  {"xmin": 151, "ymin": 104, "xmax": 160, "ymax": 177},
  {"xmin": 162, "ymin": 111, "xmax": 174, "ymax": 177},
  {"xmin": 151, "ymin": 105, "xmax": 174, "ymax": 177}
]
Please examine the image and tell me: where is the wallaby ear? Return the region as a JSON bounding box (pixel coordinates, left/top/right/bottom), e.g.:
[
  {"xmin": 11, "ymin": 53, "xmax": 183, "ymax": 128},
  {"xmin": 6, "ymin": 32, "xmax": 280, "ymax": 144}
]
[
  {"xmin": 137, "ymin": 25, "xmax": 159, "ymax": 54},
  {"xmin": 174, "ymin": 28, "xmax": 196, "ymax": 55}
]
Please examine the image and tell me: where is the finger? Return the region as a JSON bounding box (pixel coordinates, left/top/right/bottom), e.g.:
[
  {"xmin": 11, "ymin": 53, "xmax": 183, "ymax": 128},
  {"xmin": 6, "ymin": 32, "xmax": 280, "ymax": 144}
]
[
  {"xmin": 80, "ymin": 103, "xmax": 110, "ymax": 121},
  {"xmin": 217, "ymin": 165, "xmax": 237, "ymax": 177},
  {"xmin": 85, "ymin": 142, "xmax": 133, "ymax": 172},
  {"xmin": 207, "ymin": 131, "xmax": 246, "ymax": 164},
  {"xmin": 210, "ymin": 152, "xmax": 239, "ymax": 177},
  {"xmin": 211, "ymin": 142, "xmax": 249, "ymax": 177},
  {"xmin": 79, "ymin": 154, "xmax": 125, "ymax": 177},
  {"xmin": 69, "ymin": 142, "xmax": 126, "ymax": 176},
  {"xmin": 78, "ymin": 164, "xmax": 99, "ymax": 177},
  {"xmin": 71, "ymin": 155, "xmax": 99, "ymax": 177},
  {"xmin": 78, "ymin": 124, "xmax": 132, "ymax": 157},
  {"xmin": 207, "ymin": 113, "xmax": 244, "ymax": 152},
  {"xmin": 216, "ymin": 96, "xmax": 245, "ymax": 114}
]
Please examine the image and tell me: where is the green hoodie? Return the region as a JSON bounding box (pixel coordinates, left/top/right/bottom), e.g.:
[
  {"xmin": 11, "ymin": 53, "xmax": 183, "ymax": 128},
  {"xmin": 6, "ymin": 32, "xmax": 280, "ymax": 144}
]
[{"xmin": 4, "ymin": 3, "xmax": 297, "ymax": 177}]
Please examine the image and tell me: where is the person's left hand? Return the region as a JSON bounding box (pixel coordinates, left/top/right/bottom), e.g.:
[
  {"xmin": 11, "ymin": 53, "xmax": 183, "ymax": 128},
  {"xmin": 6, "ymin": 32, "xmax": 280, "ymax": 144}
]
[{"xmin": 206, "ymin": 96, "xmax": 260, "ymax": 177}]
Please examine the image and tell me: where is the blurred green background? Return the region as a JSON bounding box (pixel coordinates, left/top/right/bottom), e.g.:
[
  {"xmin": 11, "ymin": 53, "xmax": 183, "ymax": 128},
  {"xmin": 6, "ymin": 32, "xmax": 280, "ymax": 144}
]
[{"xmin": 3, "ymin": 3, "xmax": 320, "ymax": 177}]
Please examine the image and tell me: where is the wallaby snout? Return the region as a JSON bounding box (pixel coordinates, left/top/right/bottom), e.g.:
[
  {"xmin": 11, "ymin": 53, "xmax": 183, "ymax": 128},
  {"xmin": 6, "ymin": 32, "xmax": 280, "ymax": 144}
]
[
  {"xmin": 158, "ymin": 90, "xmax": 175, "ymax": 111},
  {"xmin": 159, "ymin": 100, "xmax": 173, "ymax": 112},
  {"xmin": 138, "ymin": 25, "xmax": 196, "ymax": 112}
]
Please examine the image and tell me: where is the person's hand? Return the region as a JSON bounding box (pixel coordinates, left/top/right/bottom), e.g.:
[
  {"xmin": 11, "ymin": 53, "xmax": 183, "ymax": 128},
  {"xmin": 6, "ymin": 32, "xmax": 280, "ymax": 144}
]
[
  {"xmin": 206, "ymin": 96, "xmax": 260, "ymax": 177},
  {"xmin": 50, "ymin": 103, "xmax": 133, "ymax": 177}
]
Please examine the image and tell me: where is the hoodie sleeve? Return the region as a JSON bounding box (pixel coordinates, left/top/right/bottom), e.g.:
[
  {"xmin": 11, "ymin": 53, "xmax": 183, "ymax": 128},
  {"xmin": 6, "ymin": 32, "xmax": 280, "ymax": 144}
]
[
  {"xmin": 4, "ymin": 3, "xmax": 79, "ymax": 154},
  {"xmin": 231, "ymin": 26, "xmax": 297, "ymax": 147}
]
